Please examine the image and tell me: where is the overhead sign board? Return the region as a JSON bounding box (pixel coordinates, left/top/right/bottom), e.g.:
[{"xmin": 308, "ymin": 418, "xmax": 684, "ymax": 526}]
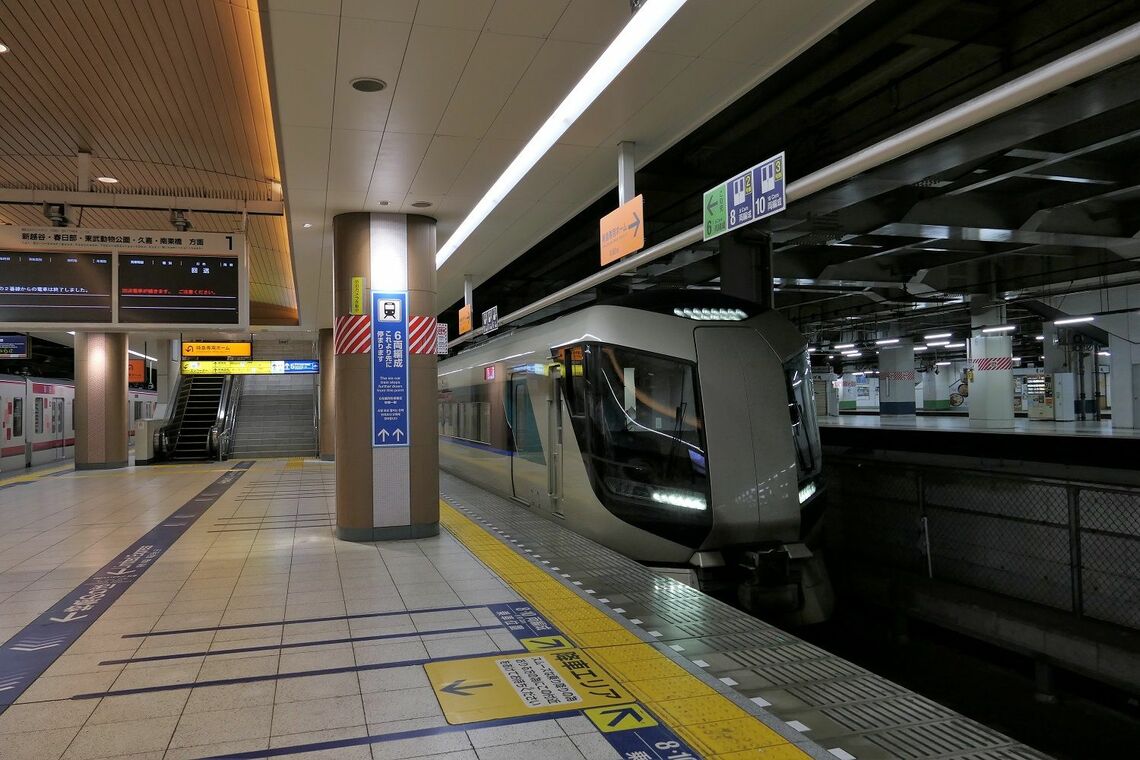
[
  {"xmin": 0, "ymin": 252, "xmax": 113, "ymax": 323},
  {"xmin": 482, "ymin": 305, "xmax": 499, "ymax": 333},
  {"xmin": 458, "ymin": 304, "xmax": 473, "ymax": 335},
  {"xmin": 0, "ymin": 226, "xmax": 241, "ymax": 256},
  {"xmin": 702, "ymin": 151, "xmax": 786, "ymax": 241},
  {"xmin": 128, "ymin": 359, "xmax": 146, "ymax": 383},
  {"xmin": 599, "ymin": 194, "xmax": 644, "ymax": 265},
  {"xmin": 372, "ymin": 292, "xmax": 409, "ymax": 447},
  {"xmin": 0, "ymin": 334, "xmax": 27, "ymax": 358},
  {"xmin": 181, "ymin": 341, "xmax": 251, "ymax": 359},
  {"xmin": 181, "ymin": 360, "xmax": 319, "ymax": 375}
]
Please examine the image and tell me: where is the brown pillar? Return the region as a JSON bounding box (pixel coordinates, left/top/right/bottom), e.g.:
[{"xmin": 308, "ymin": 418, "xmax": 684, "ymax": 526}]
[
  {"xmin": 74, "ymin": 333, "xmax": 128, "ymax": 470},
  {"xmin": 318, "ymin": 327, "xmax": 335, "ymax": 461},
  {"xmin": 333, "ymin": 212, "xmax": 439, "ymax": 541}
]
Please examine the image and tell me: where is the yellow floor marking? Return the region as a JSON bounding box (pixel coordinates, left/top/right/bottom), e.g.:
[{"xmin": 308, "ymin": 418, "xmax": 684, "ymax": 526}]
[
  {"xmin": 284, "ymin": 458, "xmax": 304, "ymax": 471},
  {"xmin": 439, "ymin": 500, "xmax": 810, "ymax": 758},
  {"xmin": 584, "ymin": 703, "xmax": 659, "ymax": 733},
  {"xmin": 0, "ymin": 462, "xmax": 72, "ymax": 484},
  {"xmin": 425, "ymin": 648, "xmax": 634, "ymax": 724}
]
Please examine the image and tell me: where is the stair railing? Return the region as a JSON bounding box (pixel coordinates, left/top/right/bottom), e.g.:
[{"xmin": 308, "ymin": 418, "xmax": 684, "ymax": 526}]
[{"xmin": 209, "ymin": 375, "xmax": 243, "ymax": 461}]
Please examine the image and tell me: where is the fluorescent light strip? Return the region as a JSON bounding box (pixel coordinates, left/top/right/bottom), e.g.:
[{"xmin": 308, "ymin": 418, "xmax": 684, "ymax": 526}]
[
  {"xmin": 875, "ymin": 338, "xmax": 899, "ymax": 345},
  {"xmin": 435, "ymin": 0, "xmax": 687, "ymax": 268},
  {"xmin": 926, "ymin": 340, "xmax": 950, "ymax": 347},
  {"xmin": 834, "ymin": 343, "xmax": 856, "ymax": 350},
  {"xmin": 945, "ymin": 342, "xmax": 965, "ymax": 348},
  {"xmin": 924, "ymin": 332, "xmax": 951, "ymax": 340},
  {"xmin": 981, "ymin": 325, "xmax": 1015, "ymax": 333},
  {"xmin": 913, "ymin": 346, "xmax": 928, "ymax": 352},
  {"xmin": 1054, "ymin": 316, "xmax": 1094, "ymax": 325},
  {"xmin": 935, "ymin": 361, "xmax": 952, "ymax": 366},
  {"xmin": 129, "ymin": 349, "xmax": 157, "ymax": 362}
]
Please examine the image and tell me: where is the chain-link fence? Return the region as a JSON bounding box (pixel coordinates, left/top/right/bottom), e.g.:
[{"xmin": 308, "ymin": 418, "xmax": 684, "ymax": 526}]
[{"xmin": 828, "ymin": 459, "xmax": 1140, "ymax": 631}]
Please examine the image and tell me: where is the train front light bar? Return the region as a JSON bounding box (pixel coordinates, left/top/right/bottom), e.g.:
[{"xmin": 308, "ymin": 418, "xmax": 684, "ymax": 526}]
[
  {"xmin": 799, "ymin": 482, "xmax": 817, "ymax": 504},
  {"xmin": 672, "ymin": 307, "xmax": 748, "ymax": 321},
  {"xmin": 651, "ymin": 489, "xmax": 707, "ymax": 510}
]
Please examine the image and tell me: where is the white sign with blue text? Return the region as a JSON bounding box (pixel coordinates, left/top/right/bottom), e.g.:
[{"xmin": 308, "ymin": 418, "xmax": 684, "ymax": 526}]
[{"xmin": 372, "ymin": 292, "xmax": 409, "ymax": 447}]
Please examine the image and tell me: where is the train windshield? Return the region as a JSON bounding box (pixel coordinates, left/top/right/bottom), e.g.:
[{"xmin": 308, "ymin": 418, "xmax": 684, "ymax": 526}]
[
  {"xmin": 555, "ymin": 343, "xmax": 711, "ymax": 522},
  {"xmin": 784, "ymin": 351, "xmax": 821, "ymax": 482}
]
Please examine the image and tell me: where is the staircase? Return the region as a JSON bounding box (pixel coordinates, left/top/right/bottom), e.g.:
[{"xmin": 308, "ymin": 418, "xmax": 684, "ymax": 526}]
[
  {"xmin": 171, "ymin": 375, "xmax": 225, "ymax": 460},
  {"xmin": 230, "ymin": 374, "xmax": 317, "ymax": 458}
]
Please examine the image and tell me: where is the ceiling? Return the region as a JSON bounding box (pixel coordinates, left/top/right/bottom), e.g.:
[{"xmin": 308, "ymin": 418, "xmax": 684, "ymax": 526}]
[
  {"xmin": 441, "ymin": 0, "xmax": 1140, "ymax": 369},
  {"xmin": 265, "ymin": 0, "xmax": 872, "ymax": 330},
  {"xmin": 0, "ymin": 0, "xmax": 297, "ymax": 325}
]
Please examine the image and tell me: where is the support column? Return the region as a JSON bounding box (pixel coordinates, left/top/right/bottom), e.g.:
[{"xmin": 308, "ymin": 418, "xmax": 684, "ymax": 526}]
[
  {"xmin": 74, "ymin": 333, "xmax": 129, "ymax": 470},
  {"xmin": 333, "ymin": 212, "xmax": 439, "ymax": 541},
  {"xmin": 879, "ymin": 340, "xmax": 916, "ymax": 416},
  {"xmin": 318, "ymin": 327, "xmax": 335, "ymax": 461},
  {"xmin": 922, "ymin": 367, "xmax": 951, "ymax": 411}
]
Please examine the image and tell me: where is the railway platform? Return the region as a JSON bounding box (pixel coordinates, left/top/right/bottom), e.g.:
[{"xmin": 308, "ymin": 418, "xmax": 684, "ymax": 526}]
[{"xmin": 0, "ymin": 458, "xmax": 1047, "ymax": 760}]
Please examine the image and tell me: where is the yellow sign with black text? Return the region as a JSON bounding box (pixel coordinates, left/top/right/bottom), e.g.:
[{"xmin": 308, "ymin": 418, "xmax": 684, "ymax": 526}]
[
  {"xmin": 458, "ymin": 304, "xmax": 473, "ymax": 335},
  {"xmin": 351, "ymin": 277, "xmax": 365, "ymax": 315},
  {"xmin": 426, "ymin": 649, "xmax": 633, "ymax": 724},
  {"xmin": 180, "ymin": 341, "xmax": 251, "ymax": 359}
]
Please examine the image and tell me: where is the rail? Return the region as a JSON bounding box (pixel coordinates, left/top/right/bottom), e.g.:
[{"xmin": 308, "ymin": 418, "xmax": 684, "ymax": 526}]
[{"xmin": 827, "ymin": 456, "xmax": 1140, "ymax": 632}]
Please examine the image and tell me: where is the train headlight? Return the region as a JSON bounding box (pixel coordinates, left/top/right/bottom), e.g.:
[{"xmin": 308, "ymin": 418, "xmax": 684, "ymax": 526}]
[
  {"xmin": 798, "ymin": 482, "xmax": 817, "ymax": 504},
  {"xmin": 650, "ymin": 489, "xmax": 707, "ymax": 510}
]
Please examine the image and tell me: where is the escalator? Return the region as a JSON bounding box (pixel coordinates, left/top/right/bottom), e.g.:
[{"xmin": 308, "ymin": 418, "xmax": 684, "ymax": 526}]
[{"xmin": 158, "ymin": 375, "xmax": 230, "ymax": 461}]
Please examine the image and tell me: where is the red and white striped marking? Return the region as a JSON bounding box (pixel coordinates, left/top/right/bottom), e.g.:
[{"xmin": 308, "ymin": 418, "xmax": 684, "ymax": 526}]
[
  {"xmin": 408, "ymin": 316, "xmax": 438, "ymax": 355},
  {"xmin": 334, "ymin": 314, "xmax": 371, "ymax": 355},
  {"xmin": 974, "ymin": 356, "xmax": 1013, "ymax": 371}
]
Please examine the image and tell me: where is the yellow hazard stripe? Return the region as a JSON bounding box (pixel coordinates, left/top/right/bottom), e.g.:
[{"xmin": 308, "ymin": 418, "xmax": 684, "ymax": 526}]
[{"xmin": 439, "ymin": 500, "xmax": 809, "ymax": 759}]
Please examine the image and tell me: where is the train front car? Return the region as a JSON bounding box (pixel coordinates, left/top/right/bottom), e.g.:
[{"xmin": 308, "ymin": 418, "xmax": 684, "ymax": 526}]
[{"xmin": 438, "ymin": 293, "xmax": 831, "ymax": 624}]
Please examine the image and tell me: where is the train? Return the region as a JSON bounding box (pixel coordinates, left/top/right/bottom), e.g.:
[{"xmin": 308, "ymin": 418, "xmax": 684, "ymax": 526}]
[
  {"xmin": 0, "ymin": 375, "xmax": 157, "ymax": 471},
  {"xmin": 438, "ymin": 292, "xmax": 833, "ymax": 624}
]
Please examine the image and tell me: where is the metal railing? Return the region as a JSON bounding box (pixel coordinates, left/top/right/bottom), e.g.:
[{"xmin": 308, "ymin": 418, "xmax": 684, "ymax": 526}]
[
  {"xmin": 209, "ymin": 375, "xmax": 243, "ymax": 461},
  {"xmin": 827, "ymin": 458, "xmax": 1140, "ymax": 631}
]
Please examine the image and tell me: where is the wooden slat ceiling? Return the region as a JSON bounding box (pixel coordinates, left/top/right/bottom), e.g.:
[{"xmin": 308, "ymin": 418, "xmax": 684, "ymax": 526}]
[{"xmin": 0, "ymin": 0, "xmax": 296, "ymax": 324}]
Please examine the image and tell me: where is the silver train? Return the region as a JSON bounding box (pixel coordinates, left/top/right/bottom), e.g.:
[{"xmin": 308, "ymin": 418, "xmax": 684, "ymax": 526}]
[{"xmin": 438, "ymin": 293, "xmax": 833, "ymax": 624}]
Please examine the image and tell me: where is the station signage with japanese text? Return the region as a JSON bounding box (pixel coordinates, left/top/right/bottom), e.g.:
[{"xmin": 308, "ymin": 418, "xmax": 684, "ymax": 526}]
[{"xmin": 372, "ymin": 292, "xmax": 409, "ymax": 447}]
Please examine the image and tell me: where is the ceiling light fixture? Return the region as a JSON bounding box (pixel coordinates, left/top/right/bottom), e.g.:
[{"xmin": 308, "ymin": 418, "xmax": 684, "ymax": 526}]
[
  {"xmin": 835, "ymin": 343, "xmax": 855, "ymax": 350},
  {"xmin": 67, "ymin": 331, "xmax": 76, "ymax": 336},
  {"xmin": 935, "ymin": 361, "xmax": 952, "ymax": 366},
  {"xmin": 411, "ymin": 201, "xmax": 433, "ymax": 208},
  {"xmin": 0, "ymin": 43, "xmax": 9, "ymax": 54},
  {"xmin": 434, "ymin": 0, "xmax": 687, "ymax": 268},
  {"xmin": 924, "ymin": 332, "xmax": 951, "ymax": 340},
  {"xmin": 842, "ymin": 351, "xmax": 862, "ymax": 357},
  {"xmin": 945, "ymin": 342, "xmax": 966, "ymax": 348},
  {"xmin": 128, "ymin": 349, "xmax": 157, "ymax": 362},
  {"xmin": 302, "ymin": 223, "xmax": 312, "ymax": 228},
  {"xmin": 875, "ymin": 338, "xmax": 900, "ymax": 345},
  {"xmin": 1035, "ymin": 335, "xmax": 1045, "ymax": 340},
  {"xmin": 927, "ymin": 340, "xmax": 950, "ymax": 347},
  {"xmin": 1054, "ymin": 316, "xmax": 1094, "ymax": 325},
  {"xmin": 350, "ymin": 77, "xmax": 387, "ymax": 93},
  {"xmin": 96, "ymin": 176, "xmax": 118, "ymax": 184},
  {"xmin": 981, "ymin": 325, "xmax": 1015, "ymax": 333},
  {"xmin": 914, "ymin": 346, "xmax": 928, "ymax": 352}
]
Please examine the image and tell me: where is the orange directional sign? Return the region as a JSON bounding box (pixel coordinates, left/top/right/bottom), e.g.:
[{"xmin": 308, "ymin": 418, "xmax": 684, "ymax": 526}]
[
  {"xmin": 458, "ymin": 304, "xmax": 473, "ymax": 335},
  {"xmin": 599, "ymin": 194, "xmax": 644, "ymax": 266}
]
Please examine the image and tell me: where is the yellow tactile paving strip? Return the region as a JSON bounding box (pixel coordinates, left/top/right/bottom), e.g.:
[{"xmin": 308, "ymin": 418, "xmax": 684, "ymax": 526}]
[
  {"xmin": 439, "ymin": 499, "xmax": 812, "ymax": 760},
  {"xmin": 0, "ymin": 461, "xmax": 72, "ymax": 484}
]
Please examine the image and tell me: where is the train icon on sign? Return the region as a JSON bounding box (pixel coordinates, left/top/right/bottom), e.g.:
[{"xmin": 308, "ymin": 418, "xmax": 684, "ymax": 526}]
[{"xmin": 378, "ymin": 299, "xmax": 401, "ymax": 321}]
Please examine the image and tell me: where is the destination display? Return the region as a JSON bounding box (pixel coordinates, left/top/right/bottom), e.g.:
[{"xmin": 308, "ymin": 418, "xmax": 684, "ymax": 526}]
[
  {"xmin": 119, "ymin": 255, "xmax": 240, "ymax": 325},
  {"xmin": 0, "ymin": 252, "xmax": 113, "ymax": 322},
  {"xmin": 0, "ymin": 335, "xmax": 28, "ymax": 358}
]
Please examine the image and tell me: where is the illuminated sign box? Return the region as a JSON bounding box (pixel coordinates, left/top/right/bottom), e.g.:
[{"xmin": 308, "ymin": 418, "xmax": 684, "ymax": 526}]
[
  {"xmin": 0, "ymin": 334, "xmax": 28, "ymax": 358},
  {"xmin": 181, "ymin": 341, "xmax": 252, "ymax": 358},
  {"xmin": 181, "ymin": 360, "xmax": 319, "ymax": 376}
]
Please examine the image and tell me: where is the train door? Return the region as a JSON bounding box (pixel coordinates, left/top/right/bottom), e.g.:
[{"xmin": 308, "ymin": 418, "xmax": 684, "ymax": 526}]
[
  {"xmin": 547, "ymin": 365, "xmax": 564, "ymax": 517},
  {"xmin": 51, "ymin": 397, "xmax": 64, "ymax": 458},
  {"xmin": 508, "ymin": 372, "xmax": 527, "ymax": 502},
  {"xmin": 508, "ymin": 371, "xmax": 550, "ymax": 507}
]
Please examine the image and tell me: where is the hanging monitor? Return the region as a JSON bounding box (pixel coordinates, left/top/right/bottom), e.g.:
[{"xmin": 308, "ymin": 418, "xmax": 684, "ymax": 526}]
[
  {"xmin": 118, "ymin": 254, "xmax": 240, "ymax": 325},
  {"xmin": 0, "ymin": 252, "xmax": 113, "ymax": 322}
]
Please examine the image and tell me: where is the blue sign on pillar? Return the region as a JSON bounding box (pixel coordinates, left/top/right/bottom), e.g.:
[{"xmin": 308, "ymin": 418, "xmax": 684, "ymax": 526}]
[{"xmin": 372, "ymin": 291, "xmax": 409, "ymax": 447}]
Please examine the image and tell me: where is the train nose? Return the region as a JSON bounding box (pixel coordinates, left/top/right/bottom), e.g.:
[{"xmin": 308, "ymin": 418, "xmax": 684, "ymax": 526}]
[{"xmin": 693, "ymin": 326, "xmax": 801, "ymax": 548}]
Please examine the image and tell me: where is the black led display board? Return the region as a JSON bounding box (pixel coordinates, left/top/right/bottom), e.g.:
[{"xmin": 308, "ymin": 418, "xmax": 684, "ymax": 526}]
[
  {"xmin": 0, "ymin": 251, "xmax": 113, "ymax": 322},
  {"xmin": 118, "ymin": 255, "xmax": 240, "ymax": 324}
]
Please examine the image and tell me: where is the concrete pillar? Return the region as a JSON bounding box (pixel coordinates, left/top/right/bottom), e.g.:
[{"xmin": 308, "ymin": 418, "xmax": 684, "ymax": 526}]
[
  {"xmin": 838, "ymin": 374, "xmax": 857, "ymax": 412},
  {"xmin": 922, "ymin": 368, "xmax": 950, "ymax": 411},
  {"xmin": 319, "ymin": 327, "xmax": 335, "ymax": 461},
  {"xmin": 333, "ymin": 212, "xmax": 439, "ymax": 541},
  {"xmin": 879, "ymin": 340, "xmax": 916, "ymax": 416},
  {"xmin": 154, "ymin": 339, "xmax": 172, "ymax": 406},
  {"xmin": 968, "ymin": 334, "xmax": 1015, "ymax": 429},
  {"xmin": 74, "ymin": 333, "xmax": 129, "ymax": 470}
]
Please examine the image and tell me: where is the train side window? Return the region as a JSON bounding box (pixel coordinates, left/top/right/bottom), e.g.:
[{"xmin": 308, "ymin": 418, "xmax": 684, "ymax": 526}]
[
  {"xmin": 12, "ymin": 397, "xmax": 22, "ymax": 437},
  {"xmin": 553, "ymin": 345, "xmax": 588, "ymax": 418}
]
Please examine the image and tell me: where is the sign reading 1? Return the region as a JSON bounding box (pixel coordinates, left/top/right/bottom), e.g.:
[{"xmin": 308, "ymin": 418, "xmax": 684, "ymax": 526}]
[{"xmin": 702, "ymin": 151, "xmax": 786, "ymax": 241}]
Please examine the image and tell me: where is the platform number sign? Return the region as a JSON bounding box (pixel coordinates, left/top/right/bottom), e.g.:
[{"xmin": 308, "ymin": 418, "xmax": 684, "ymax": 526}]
[
  {"xmin": 372, "ymin": 292, "xmax": 409, "ymax": 447},
  {"xmin": 702, "ymin": 151, "xmax": 786, "ymax": 241}
]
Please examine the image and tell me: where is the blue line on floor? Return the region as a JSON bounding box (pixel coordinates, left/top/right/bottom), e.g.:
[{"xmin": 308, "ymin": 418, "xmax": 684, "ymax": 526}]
[
  {"xmin": 121, "ymin": 604, "xmax": 491, "ymax": 639},
  {"xmin": 200, "ymin": 711, "xmax": 582, "ymax": 759},
  {"xmin": 0, "ymin": 461, "xmax": 254, "ymax": 716},
  {"xmin": 71, "ymin": 648, "xmax": 522, "ymax": 700},
  {"xmin": 99, "ymin": 624, "xmax": 503, "ymax": 665}
]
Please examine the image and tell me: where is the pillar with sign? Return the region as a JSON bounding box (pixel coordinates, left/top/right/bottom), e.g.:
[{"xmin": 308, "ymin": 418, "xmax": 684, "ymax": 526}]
[
  {"xmin": 74, "ymin": 333, "xmax": 129, "ymax": 470},
  {"xmin": 879, "ymin": 340, "xmax": 917, "ymax": 416},
  {"xmin": 969, "ymin": 304, "xmax": 1015, "ymax": 429},
  {"xmin": 331, "ymin": 213, "xmax": 439, "ymax": 540},
  {"xmin": 318, "ymin": 327, "xmax": 335, "ymax": 461}
]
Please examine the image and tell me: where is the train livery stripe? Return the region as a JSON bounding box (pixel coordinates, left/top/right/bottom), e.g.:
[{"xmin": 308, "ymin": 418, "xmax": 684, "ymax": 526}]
[{"xmin": 30, "ymin": 438, "xmax": 75, "ymax": 452}]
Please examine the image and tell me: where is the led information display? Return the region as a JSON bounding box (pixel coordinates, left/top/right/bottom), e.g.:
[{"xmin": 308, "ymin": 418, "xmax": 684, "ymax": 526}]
[
  {"xmin": 181, "ymin": 360, "xmax": 319, "ymax": 376},
  {"xmin": 119, "ymin": 255, "xmax": 240, "ymax": 324},
  {"xmin": 0, "ymin": 335, "xmax": 28, "ymax": 358},
  {"xmin": 0, "ymin": 252, "xmax": 113, "ymax": 322}
]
